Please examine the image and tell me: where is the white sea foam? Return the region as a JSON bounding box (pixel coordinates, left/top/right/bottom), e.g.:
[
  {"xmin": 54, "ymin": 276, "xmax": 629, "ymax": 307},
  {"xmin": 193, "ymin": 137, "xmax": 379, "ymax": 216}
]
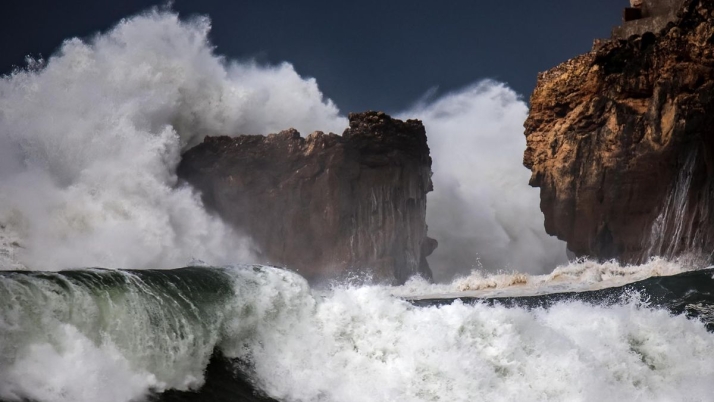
[
  {"xmin": 394, "ymin": 256, "xmax": 699, "ymax": 300},
  {"xmin": 0, "ymin": 269, "xmax": 230, "ymax": 401},
  {"xmin": 223, "ymin": 265, "xmax": 714, "ymax": 402},
  {"xmin": 3, "ymin": 264, "xmax": 714, "ymax": 402},
  {"xmin": 1, "ymin": 325, "xmax": 158, "ymax": 402},
  {"xmin": 0, "ymin": 10, "xmax": 345, "ymax": 271}
]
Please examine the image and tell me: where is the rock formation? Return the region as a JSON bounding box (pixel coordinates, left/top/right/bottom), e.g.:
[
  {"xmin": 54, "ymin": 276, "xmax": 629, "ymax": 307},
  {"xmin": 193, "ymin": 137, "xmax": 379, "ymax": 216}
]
[
  {"xmin": 615, "ymin": 0, "xmax": 684, "ymax": 38},
  {"xmin": 524, "ymin": 0, "xmax": 714, "ymax": 264},
  {"xmin": 178, "ymin": 111, "xmax": 435, "ymax": 284}
]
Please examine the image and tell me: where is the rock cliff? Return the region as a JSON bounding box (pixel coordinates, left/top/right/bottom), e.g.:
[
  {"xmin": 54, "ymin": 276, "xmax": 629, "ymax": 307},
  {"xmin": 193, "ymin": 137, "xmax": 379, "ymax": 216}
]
[
  {"xmin": 178, "ymin": 111, "xmax": 435, "ymax": 284},
  {"xmin": 524, "ymin": 0, "xmax": 714, "ymax": 264}
]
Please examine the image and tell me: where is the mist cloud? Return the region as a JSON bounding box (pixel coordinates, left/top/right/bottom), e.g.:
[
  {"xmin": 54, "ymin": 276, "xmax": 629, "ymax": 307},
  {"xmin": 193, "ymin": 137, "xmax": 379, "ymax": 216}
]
[
  {"xmin": 401, "ymin": 82, "xmax": 567, "ymax": 282},
  {"xmin": 0, "ymin": 10, "xmax": 345, "ymax": 270}
]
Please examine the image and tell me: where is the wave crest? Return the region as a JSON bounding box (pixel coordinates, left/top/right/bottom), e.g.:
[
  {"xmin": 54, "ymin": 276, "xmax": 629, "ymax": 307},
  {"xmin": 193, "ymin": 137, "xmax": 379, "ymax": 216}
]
[{"xmin": 0, "ymin": 10, "xmax": 345, "ymax": 270}]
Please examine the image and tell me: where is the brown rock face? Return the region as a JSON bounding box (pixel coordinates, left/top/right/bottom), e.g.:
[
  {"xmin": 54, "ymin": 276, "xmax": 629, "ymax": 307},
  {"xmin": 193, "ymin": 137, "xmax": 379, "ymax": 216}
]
[
  {"xmin": 524, "ymin": 0, "xmax": 714, "ymax": 264},
  {"xmin": 615, "ymin": 0, "xmax": 684, "ymax": 38},
  {"xmin": 178, "ymin": 111, "xmax": 435, "ymax": 284}
]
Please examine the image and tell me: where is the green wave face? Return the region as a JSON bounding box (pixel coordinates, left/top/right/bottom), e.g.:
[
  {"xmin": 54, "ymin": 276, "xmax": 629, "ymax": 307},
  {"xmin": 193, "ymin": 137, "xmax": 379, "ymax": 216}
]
[{"xmin": 0, "ymin": 267, "xmax": 237, "ymax": 401}]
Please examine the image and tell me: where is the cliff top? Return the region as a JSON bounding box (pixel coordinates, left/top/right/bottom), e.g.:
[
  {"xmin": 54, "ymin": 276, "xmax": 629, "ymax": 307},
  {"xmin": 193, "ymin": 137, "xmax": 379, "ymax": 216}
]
[
  {"xmin": 192, "ymin": 111, "xmax": 430, "ymax": 165},
  {"xmin": 613, "ymin": 0, "xmax": 686, "ymax": 38}
]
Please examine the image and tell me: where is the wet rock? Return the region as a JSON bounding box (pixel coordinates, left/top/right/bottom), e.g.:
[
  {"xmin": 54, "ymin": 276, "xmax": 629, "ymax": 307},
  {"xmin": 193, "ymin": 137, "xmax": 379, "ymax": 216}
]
[
  {"xmin": 524, "ymin": 0, "xmax": 714, "ymax": 264},
  {"xmin": 178, "ymin": 111, "xmax": 434, "ymax": 284}
]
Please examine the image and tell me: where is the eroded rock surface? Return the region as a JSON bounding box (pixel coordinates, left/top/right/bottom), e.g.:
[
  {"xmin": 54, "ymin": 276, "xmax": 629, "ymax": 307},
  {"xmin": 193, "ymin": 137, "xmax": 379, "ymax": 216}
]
[
  {"xmin": 524, "ymin": 0, "xmax": 714, "ymax": 263},
  {"xmin": 178, "ymin": 111, "xmax": 435, "ymax": 284}
]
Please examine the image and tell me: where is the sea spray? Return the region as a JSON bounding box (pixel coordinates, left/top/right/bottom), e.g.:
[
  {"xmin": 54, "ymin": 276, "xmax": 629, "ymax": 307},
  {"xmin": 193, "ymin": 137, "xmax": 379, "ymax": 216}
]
[
  {"xmin": 234, "ymin": 286, "xmax": 714, "ymax": 402},
  {"xmin": 3, "ymin": 263, "xmax": 714, "ymax": 402},
  {"xmin": 400, "ymin": 82, "xmax": 568, "ymax": 282},
  {"xmin": 226, "ymin": 264, "xmax": 714, "ymax": 402},
  {"xmin": 0, "ymin": 10, "xmax": 345, "ymax": 271}
]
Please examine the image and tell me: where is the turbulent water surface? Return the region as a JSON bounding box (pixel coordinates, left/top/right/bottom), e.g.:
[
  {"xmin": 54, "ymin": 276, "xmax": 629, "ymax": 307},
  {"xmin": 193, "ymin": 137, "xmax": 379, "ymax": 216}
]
[{"xmin": 2, "ymin": 262, "xmax": 714, "ymax": 402}]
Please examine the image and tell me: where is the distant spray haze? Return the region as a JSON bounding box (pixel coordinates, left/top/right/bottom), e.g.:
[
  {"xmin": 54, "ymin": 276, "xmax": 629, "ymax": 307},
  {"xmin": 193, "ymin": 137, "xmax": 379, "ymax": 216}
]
[
  {"xmin": 401, "ymin": 82, "xmax": 567, "ymax": 282},
  {"xmin": 0, "ymin": 10, "xmax": 345, "ymax": 270},
  {"xmin": 0, "ymin": 9, "xmax": 565, "ymax": 277}
]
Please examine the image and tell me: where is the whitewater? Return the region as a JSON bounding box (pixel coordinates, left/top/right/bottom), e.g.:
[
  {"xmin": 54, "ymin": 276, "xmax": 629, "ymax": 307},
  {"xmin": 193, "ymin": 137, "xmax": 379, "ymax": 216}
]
[
  {"xmin": 2, "ymin": 262, "xmax": 714, "ymax": 402},
  {"xmin": 2, "ymin": 8, "xmax": 714, "ymax": 402}
]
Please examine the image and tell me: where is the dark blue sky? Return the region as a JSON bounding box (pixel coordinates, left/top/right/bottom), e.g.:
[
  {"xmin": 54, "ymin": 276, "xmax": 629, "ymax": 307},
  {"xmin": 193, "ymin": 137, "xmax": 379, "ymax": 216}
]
[{"xmin": 2, "ymin": 0, "xmax": 628, "ymax": 112}]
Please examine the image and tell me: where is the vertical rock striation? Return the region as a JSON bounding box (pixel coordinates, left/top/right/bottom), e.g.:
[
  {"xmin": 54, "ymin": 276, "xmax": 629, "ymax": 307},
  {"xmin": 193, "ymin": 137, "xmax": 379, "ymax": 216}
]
[
  {"xmin": 524, "ymin": 0, "xmax": 714, "ymax": 264},
  {"xmin": 178, "ymin": 111, "xmax": 435, "ymax": 284}
]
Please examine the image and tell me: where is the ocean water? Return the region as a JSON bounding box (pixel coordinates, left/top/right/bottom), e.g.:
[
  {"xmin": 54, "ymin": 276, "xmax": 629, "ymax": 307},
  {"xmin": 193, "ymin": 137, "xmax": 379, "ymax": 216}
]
[{"xmin": 2, "ymin": 262, "xmax": 714, "ymax": 402}]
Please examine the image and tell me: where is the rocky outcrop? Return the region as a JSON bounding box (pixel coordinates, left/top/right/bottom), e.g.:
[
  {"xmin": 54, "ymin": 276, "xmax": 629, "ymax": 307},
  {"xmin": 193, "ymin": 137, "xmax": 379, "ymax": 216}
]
[
  {"xmin": 524, "ymin": 0, "xmax": 714, "ymax": 264},
  {"xmin": 614, "ymin": 0, "xmax": 684, "ymax": 39},
  {"xmin": 178, "ymin": 111, "xmax": 435, "ymax": 284}
]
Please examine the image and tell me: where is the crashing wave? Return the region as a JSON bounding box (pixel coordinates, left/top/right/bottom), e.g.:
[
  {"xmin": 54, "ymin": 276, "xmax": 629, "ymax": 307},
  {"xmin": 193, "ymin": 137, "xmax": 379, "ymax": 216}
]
[
  {"xmin": 395, "ymin": 257, "xmax": 701, "ymax": 300},
  {"xmin": 3, "ymin": 264, "xmax": 714, "ymax": 402}
]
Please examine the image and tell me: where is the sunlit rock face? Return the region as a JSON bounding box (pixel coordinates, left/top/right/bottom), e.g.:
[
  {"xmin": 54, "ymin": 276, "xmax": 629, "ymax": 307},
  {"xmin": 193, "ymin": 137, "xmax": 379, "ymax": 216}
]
[
  {"xmin": 178, "ymin": 111, "xmax": 435, "ymax": 284},
  {"xmin": 524, "ymin": 0, "xmax": 714, "ymax": 264}
]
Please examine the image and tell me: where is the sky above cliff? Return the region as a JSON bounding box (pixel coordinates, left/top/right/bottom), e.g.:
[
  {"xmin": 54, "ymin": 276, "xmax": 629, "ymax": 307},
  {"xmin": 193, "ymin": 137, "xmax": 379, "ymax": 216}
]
[{"xmin": 2, "ymin": 0, "xmax": 627, "ymax": 113}]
